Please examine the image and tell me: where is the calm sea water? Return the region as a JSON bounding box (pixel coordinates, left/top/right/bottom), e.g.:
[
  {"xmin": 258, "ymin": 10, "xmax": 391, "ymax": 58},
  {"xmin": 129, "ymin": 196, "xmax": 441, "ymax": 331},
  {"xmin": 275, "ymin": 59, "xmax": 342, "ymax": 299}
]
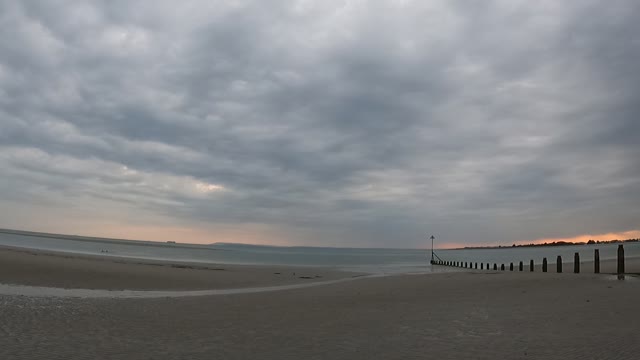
[{"xmin": 1, "ymin": 231, "xmax": 638, "ymax": 274}]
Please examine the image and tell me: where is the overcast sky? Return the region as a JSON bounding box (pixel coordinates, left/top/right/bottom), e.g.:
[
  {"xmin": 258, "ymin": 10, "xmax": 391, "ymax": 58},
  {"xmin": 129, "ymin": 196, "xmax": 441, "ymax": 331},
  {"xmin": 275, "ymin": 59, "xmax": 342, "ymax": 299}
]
[{"xmin": 1, "ymin": 0, "xmax": 639, "ymax": 247}]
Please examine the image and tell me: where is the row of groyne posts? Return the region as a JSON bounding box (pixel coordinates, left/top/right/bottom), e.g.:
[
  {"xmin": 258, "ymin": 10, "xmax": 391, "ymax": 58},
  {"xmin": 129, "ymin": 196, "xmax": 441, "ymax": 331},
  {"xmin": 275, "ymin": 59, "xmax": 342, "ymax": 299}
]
[{"xmin": 431, "ymin": 244, "xmax": 627, "ymax": 279}]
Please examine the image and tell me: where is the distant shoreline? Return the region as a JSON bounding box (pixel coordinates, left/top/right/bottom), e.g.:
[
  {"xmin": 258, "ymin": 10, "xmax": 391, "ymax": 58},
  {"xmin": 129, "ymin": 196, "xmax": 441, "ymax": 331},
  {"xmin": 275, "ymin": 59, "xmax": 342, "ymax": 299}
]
[
  {"xmin": 454, "ymin": 238, "xmax": 639, "ymax": 250},
  {"xmin": 0, "ymin": 228, "xmax": 221, "ymax": 251}
]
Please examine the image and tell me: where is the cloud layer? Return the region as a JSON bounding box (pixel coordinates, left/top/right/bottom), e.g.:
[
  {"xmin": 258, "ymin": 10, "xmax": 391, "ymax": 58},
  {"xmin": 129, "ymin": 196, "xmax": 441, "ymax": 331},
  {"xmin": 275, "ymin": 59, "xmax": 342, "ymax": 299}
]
[{"xmin": 1, "ymin": 0, "xmax": 639, "ymax": 247}]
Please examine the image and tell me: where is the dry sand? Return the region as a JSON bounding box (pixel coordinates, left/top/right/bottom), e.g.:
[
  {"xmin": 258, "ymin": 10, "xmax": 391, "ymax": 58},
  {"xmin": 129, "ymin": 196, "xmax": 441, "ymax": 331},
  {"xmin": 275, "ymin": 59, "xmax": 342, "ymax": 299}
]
[{"xmin": 1, "ymin": 247, "xmax": 639, "ymax": 359}]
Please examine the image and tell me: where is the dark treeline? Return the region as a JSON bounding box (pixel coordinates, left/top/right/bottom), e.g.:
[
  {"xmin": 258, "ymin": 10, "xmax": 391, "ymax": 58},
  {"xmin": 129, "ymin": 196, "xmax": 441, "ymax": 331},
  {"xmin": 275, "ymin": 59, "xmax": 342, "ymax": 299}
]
[{"xmin": 460, "ymin": 238, "xmax": 639, "ymax": 250}]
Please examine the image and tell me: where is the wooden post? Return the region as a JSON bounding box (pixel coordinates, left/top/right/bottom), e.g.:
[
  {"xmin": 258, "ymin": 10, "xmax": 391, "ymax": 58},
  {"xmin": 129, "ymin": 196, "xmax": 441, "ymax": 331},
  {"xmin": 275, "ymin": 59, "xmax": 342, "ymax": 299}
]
[
  {"xmin": 509, "ymin": 263, "xmax": 513, "ymax": 271},
  {"xmin": 519, "ymin": 261, "xmax": 523, "ymax": 271},
  {"xmin": 487, "ymin": 263, "xmax": 489, "ymax": 270},
  {"xmin": 594, "ymin": 249, "xmax": 600, "ymax": 274},
  {"xmin": 493, "ymin": 263, "xmax": 497, "ymax": 270},
  {"xmin": 618, "ymin": 244, "xmax": 625, "ymax": 279},
  {"xmin": 574, "ymin": 253, "xmax": 580, "ymax": 273},
  {"xmin": 465, "ymin": 262, "xmax": 468, "ymax": 268},
  {"xmin": 542, "ymin": 258, "xmax": 547, "ymax": 272},
  {"xmin": 501, "ymin": 264, "xmax": 505, "ymax": 271},
  {"xmin": 530, "ymin": 259, "xmax": 534, "ymax": 272},
  {"xmin": 481, "ymin": 263, "xmax": 484, "ymax": 270},
  {"xmin": 557, "ymin": 256, "xmax": 562, "ymax": 273},
  {"xmin": 475, "ymin": 262, "xmax": 478, "ymax": 269}
]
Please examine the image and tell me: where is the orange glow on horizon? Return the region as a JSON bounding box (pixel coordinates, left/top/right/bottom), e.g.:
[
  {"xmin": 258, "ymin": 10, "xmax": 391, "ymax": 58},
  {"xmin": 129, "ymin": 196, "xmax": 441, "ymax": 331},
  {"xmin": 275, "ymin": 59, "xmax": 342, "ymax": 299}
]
[
  {"xmin": 520, "ymin": 230, "xmax": 640, "ymax": 246},
  {"xmin": 438, "ymin": 230, "xmax": 640, "ymax": 249}
]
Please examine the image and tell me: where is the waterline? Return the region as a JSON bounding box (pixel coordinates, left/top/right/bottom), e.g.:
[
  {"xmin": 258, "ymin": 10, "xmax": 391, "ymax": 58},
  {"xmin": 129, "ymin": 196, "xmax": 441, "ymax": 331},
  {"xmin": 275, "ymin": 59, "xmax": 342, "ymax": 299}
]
[{"xmin": 0, "ymin": 274, "xmax": 384, "ymax": 299}]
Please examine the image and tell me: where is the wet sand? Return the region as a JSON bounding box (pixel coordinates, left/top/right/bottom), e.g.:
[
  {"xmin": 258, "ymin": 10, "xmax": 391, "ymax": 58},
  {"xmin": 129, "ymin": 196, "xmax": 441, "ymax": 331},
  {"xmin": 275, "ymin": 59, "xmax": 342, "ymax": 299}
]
[
  {"xmin": 0, "ymin": 246, "xmax": 359, "ymax": 290},
  {"xmin": 1, "ymin": 247, "xmax": 640, "ymax": 359},
  {"xmin": 1, "ymin": 272, "xmax": 639, "ymax": 359}
]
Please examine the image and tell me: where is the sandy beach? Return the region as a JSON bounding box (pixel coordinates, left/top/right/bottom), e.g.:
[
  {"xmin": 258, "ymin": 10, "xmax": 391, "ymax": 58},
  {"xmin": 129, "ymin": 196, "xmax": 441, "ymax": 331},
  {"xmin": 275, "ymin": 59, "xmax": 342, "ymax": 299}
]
[
  {"xmin": 1, "ymin": 247, "xmax": 639, "ymax": 359},
  {"xmin": 0, "ymin": 246, "xmax": 360, "ymax": 290}
]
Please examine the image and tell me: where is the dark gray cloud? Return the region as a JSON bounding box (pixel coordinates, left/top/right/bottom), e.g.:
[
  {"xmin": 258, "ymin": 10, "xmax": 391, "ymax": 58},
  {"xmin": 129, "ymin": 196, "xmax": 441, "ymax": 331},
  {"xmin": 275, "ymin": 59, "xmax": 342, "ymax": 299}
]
[{"xmin": 1, "ymin": 0, "xmax": 639, "ymax": 246}]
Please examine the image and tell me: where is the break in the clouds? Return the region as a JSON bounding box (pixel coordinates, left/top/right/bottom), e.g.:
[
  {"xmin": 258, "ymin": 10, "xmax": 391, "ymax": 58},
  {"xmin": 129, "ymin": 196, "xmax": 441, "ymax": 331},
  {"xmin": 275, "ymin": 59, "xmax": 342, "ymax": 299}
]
[{"xmin": 1, "ymin": 0, "xmax": 639, "ymax": 247}]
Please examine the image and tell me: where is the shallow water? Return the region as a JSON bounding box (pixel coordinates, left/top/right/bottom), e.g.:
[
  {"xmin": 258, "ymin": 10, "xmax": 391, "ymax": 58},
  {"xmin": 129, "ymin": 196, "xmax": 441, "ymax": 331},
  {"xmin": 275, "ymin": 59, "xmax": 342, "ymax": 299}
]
[
  {"xmin": 1, "ymin": 230, "xmax": 637, "ymax": 274},
  {"xmin": 0, "ymin": 274, "xmax": 384, "ymax": 298}
]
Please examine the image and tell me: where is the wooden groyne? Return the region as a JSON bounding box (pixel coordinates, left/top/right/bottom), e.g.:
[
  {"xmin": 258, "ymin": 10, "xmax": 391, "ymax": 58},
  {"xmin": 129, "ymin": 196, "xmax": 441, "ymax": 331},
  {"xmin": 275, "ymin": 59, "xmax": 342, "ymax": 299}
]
[{"xmin": 432, "ymin": 245, "xmax": 628, "ymax": 278}]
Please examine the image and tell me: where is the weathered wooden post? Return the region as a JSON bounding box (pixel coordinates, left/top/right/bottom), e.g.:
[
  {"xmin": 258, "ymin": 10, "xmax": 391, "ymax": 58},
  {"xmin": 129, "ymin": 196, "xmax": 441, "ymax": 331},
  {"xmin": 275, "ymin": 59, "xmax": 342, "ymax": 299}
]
[
  {"xmin": 542, "ymin": 258, "xmax": 547, "ymax": 272},
  {"xmin": 574, "ymin": 253, "xmax": 580, "ymax": 273},
  {"xmin": 519, "ymin": 261, "xmax": 523, "ymax": 271},
  {"xmin": 481, "ymin": 263, "xmax": 484, "ymax": 270},
  {"xmin": 509, "ymin": 263, "xmax": 513, "ymax": 271},
  {"xmin": 501, "ymin": 264, "xmax": 505, "ymax": 271},
  {"xmin": 530, "ymin": 259, "xmax": 534, "ymax": 272},
  {"xmin": 617, "ymin": 244, "xmax": 625, "ymax": 279},
  {"xmin": 594, "ymin": 249, "xmax": 600, "ymax": 274},
  {"xmin": 465, "ymin": 262, "xmax": 468, "ymax": 268},
  {"xmin": 557, "ymin": 256, "xmax": 562, "ymax": 273},
  {"xmin": 493, "ymin": 263, "xmax": 497, "ymax": 270},
  {"xmin": 475, "ymin": 262, "xmax": 478, "ymax": 269}
]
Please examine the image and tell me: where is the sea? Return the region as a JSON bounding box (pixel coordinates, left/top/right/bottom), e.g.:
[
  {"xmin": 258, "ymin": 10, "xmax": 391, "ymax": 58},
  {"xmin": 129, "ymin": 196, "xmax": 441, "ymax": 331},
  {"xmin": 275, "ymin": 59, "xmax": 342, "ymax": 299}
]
[{"xmin": 1, "ymin": 229, "xmax": 638, "ymax": 274}]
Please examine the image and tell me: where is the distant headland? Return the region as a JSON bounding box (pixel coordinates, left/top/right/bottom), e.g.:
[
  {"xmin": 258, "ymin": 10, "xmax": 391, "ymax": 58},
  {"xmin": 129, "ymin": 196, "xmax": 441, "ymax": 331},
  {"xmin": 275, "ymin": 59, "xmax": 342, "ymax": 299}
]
[{"xmin": 458, "ymin": 238, "xmax": 639, "ymax": 250}]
